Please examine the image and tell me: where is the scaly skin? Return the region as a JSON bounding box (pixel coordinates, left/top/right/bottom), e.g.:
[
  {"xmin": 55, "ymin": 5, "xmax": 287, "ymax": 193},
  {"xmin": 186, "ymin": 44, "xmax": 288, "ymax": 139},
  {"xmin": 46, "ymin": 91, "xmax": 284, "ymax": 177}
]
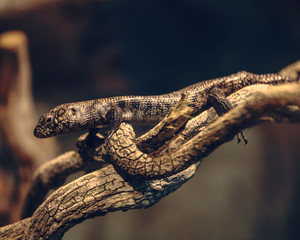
[{"xmin": 34, "ymin": 71, "xmax": 296, "ymax": 138}]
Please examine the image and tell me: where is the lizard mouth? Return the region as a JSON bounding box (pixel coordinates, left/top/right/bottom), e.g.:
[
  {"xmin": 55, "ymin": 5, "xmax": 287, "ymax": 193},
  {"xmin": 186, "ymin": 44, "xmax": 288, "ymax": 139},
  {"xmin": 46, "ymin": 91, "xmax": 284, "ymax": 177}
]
[
  {"xmin": 33, "ymin": 125, "xmax": 49, "ymax": 138},
  {"xmin": 33, "ymin": 126, "xmax": 47, "ymax": 138}
]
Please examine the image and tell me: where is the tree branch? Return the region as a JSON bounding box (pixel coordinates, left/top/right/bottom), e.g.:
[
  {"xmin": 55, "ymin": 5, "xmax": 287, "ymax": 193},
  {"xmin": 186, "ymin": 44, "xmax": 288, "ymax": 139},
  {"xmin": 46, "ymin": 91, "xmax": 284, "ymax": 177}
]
[{"xmin": 0, "ymin": 76, "xmax": 299, "ymax": 239}]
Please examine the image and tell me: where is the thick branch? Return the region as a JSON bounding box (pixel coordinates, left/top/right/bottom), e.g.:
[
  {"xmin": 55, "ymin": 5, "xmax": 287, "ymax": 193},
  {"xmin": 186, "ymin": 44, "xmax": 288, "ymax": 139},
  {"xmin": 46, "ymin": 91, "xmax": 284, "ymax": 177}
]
[{"xmin": 22, "ymin": 161, "xmax": 199, "ymax": 239}]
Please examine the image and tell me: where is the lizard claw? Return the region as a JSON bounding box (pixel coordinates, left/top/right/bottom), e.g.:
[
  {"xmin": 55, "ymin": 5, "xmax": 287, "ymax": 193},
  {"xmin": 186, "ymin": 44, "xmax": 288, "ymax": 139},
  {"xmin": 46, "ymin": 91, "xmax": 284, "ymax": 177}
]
[{"xmin": 237, "ymin": 131, "xmax": 248, "ymax": 145}]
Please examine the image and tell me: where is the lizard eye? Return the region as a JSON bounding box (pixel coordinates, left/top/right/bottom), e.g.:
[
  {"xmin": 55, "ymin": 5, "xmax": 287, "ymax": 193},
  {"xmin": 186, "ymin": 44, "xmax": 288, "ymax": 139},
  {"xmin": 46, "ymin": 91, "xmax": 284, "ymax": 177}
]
[
  {"xmin": 70, "ymin": 107, "xmax": 77, "ymax": 115},
  {"xmin": 46, "ymin": 116, "xmax": 53, "ymax": 123}
]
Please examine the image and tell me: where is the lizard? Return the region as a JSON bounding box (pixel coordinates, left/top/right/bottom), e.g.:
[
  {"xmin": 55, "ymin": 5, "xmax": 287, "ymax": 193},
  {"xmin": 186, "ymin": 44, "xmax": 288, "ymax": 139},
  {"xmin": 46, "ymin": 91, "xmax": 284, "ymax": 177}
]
[{"xmin": 34, "ymin": 71, "xmax": 297, "ymax": 144}]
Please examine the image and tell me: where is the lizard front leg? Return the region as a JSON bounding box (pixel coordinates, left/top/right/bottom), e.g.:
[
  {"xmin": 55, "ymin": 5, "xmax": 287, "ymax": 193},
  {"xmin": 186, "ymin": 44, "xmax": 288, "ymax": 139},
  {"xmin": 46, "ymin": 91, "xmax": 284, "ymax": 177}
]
[{"xmin": 208, "ymin": 87, "xmax": 248, "ymax": 144}]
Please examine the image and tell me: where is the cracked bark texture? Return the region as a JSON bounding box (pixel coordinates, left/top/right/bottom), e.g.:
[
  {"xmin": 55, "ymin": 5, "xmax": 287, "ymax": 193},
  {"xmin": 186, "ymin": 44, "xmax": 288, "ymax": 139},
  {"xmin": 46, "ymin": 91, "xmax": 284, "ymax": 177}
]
[{"xmin": 0, "ymin": 65, "xmax": 300, "ymax": 239}]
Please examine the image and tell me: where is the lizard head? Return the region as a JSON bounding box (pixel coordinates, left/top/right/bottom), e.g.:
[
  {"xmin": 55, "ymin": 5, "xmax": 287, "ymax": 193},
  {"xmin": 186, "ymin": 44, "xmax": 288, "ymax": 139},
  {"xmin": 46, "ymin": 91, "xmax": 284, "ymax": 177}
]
[
  {"xmin": 34, "ymin": 101, "xmax": 109, "ymax": 138},
  {"xmin": 34, "ymin": 103, "xmax": 79, "ymax": 138}
]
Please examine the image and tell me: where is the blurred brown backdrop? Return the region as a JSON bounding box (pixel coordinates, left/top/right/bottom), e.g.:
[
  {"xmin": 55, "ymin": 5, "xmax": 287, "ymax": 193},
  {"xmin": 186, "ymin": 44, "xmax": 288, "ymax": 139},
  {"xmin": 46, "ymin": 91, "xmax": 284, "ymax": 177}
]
[{"xmin": 0, "ymin": 0, "xmax": 299, "ymax": 239}]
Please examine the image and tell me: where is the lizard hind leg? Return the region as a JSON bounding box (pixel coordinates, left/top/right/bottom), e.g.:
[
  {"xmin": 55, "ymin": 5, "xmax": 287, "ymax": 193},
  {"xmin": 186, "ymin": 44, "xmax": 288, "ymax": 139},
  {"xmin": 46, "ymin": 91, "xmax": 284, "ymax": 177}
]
[
  {"xmin": 208, "ymin": 87, "xmax": 248, "ymax": 144},
  {"xmin": 104, "ymin": 106, "xmax": 124, "ymax": 139}
]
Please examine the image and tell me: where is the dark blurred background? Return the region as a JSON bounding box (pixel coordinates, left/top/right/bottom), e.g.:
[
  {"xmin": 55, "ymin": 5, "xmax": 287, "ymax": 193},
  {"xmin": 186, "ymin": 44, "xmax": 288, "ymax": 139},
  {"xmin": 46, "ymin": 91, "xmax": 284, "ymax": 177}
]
[{"xmin": 0, "ymin": 0, "xmax": 299, "ymax": 239}]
